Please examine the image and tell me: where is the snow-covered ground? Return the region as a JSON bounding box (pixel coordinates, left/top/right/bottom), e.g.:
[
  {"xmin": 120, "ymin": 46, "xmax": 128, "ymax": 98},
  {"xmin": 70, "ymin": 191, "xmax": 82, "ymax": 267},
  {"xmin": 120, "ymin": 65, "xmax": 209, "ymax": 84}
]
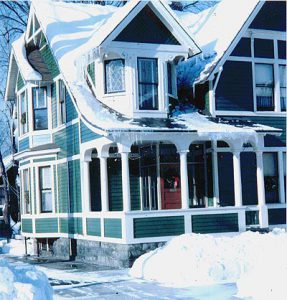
[{"xmin": 131, "ymin": 229, "xmax": 287, "ymax": 300}]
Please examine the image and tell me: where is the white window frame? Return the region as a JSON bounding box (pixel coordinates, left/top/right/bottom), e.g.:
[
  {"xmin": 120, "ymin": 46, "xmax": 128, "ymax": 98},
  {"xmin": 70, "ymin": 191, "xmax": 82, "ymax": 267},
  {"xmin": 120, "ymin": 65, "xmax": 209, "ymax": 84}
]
[
  {"xmin": 57, "ymin": 79, "xmax": 66, "ymax": 126},
  {"xmin": 32, "ymin": 86, "xmax": 48, "ymax": 131},
  {"xmin": 18, "ymin": 90, "xmax": 28, "ymax": 136},
  {"xmin": 22, "ymin": 168, "xmax": 31, "ymax": 215},
  {"xmin": 104, "ymin": 59, "xmax": 125, "ymax": 94}
]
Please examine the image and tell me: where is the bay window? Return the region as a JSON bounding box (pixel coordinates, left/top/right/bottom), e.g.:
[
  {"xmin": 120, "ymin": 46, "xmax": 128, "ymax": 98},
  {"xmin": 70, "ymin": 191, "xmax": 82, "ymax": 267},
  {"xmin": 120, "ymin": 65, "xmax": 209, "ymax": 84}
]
[
  {"xmin": 279, "ymin": 65, "xmax": 286, "ymax": 111},
  {"xmin": 255, "ymin": 64, "xmax": 274, "ymax": 111},
  {"xmin": 33, "ymin": 87, "xmax": 48, "ymax": 130},
  {"xmin": 105, "ymin": 59, "xmax": 125, "ymax": 93},
  {"xmin": 39, "ymin": 166, "xmax": 52, "ymax": 213},
  {"xmin": 138, "ymin": 58, "xmax": 158, "ymax": 110},
  {"xmin": 263, "ymin": 153, "xmax": 279, "ymax": 203},
  {"xmin": 20, "ymin": 92, "xmax": 28, "ymax": 135},
  {"xmin": 58, "ymin": 80, "xmax": 66, "ymax": 124},
  {"xmin": 23, "ymin": 169, "xmax": 30, "ymax": 214}
]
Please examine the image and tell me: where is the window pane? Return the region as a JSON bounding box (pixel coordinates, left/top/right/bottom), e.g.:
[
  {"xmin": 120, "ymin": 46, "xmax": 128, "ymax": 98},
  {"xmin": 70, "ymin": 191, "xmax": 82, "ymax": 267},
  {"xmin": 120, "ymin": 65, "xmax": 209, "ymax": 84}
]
[
  {"xmin": 263, "ymin": 153, "xmax": 279, "ymax": 203},
  {"xmin": 59, "ymin": 80, "xmax": 66, "ymax": 123},
  {"xmin": 40, "ymin": 167, "xmax": 51, "ymax": 189},
  {"xmin": 283, "ymin": 153, "xmax": 286, "ymax": 176},
  {"xmin": 278, "ymin": 40, "xmax": 286, "ymax": 59},
  {"xmin": 280, "ymin": 66, "xmax": 286, "ymax": 111},
  {"xmin": 34, "ymin": 109, "xmax": 48, "ymax": 130},
  {"xmin": 255, "ymin": 64, "xmax": 274, "ymax": 85},
  {"xmin": 139, "ymin": 84, "xmax": 158, "ymax": 110},
  {"xmin": 105, "ymin": 59, "xmax": 125, "ymax": 93},
  {"xmin": 254, "ymin": 39, "xmax": 274, "ymax": 58},
  {"xmin": 20, "ymin": 92, "xmax": 28, "ymax": 134},
  {"xmin": 38, "ymin": 88, "xmax": 46, "ymax": 108},
  {"xmin": 138, "ymin": 58, "xmax": 158, "ymax": 84},
  {"xmin": 167, "ymin": 62, "xmax": 172, "ymax": 94},
  {"xmin": 41, "ymin": 191, "xmax": 52, "ymax": 212}
]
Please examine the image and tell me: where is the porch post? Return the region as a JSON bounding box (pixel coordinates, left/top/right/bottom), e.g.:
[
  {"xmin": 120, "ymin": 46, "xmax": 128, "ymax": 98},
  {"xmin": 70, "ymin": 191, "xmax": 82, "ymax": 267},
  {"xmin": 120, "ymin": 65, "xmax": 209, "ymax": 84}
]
[
  {"xmin": 179, "ymin": 150, "xmax": 189, "ymax": 209},
  {"xmin": 81, "ymin": 157, "xmax": 91, "ymax": 236},
  {"xmin": 120, "ymin": 151, "xmax": 131, "ymax": 212},
  {"xmin": 212, "ymin": 141, "xmax": 219, "ymax": 207},
  {"xmin": 256, "ymin": 150, "xmax": 268, "ymax": 228},
  {"xmin": 99, "ymin": 156, "xmax": 109, "ymax": 212},
  {"xmin": 233, "ymin": 150, "xmax": 243, "ymax": 207}
]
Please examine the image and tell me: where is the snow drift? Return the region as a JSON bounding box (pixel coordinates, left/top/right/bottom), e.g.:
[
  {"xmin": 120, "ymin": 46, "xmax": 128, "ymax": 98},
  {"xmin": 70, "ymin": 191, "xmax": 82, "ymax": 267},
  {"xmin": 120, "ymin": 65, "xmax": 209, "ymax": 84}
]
[
  {"xmin": 0, "ymin": 258, "xmax": 53, "ymax": 300},
  {"xmin": 130, "ymin": 229, "xmax": 287, "ymax": 300}
]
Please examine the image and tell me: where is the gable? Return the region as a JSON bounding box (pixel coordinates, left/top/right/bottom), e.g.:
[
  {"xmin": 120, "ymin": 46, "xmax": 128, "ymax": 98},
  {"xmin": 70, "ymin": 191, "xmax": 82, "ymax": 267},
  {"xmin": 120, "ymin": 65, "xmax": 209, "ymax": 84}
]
[
  {"xmin": 114, "ymin": 5, "xmax": 180, "ymax": 45},
  {"xmin": 249, "ymin": 1, "xmax": 286, "ymax": 32}
]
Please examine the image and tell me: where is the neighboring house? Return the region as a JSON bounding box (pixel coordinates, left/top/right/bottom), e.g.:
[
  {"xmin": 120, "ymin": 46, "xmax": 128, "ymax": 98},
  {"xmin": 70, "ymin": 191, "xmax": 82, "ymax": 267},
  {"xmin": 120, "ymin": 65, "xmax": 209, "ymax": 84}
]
[{"xmin": 4, "ymin": 0, "xmax": 286, "ymax": 266}]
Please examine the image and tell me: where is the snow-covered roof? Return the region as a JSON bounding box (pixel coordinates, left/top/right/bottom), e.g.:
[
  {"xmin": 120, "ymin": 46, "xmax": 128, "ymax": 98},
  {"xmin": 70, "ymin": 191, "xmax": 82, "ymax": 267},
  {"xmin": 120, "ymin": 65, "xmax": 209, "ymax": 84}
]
[{"xmin": 175, "ymin": 0, "xmax": 261, "ymax": 84}]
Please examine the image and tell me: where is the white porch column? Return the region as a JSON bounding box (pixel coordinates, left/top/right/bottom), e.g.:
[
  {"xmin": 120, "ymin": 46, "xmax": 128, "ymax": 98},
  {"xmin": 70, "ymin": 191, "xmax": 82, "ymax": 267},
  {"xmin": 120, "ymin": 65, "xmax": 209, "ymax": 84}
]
[
  {"xmin": 120, "ymin": 151, "xmax": 131, "ymax": 212},
  {"xmin": 233, "ymin": 150, "xmax": 243, "ymax": 207},
  {"xmin": 212, "ymin": 141, "xmax": 219, "ymax": 207},
  {"xmin": 179, "ymin": 150, "xmax": 189, "ymax": 209},
  {"xmin": 81, "ymin": 158, "xmax": 91, "ymax": 236},
  {"xmin": 278, "ymin": 152, "xmax": 285, "ymax": 204},
  {"xmin": 256, "ymin": 150, "xmax": 268, "ymax": 228},
  {"xmin": 99, "ymin": 156, "xmax": 109, "ymax": 212}
]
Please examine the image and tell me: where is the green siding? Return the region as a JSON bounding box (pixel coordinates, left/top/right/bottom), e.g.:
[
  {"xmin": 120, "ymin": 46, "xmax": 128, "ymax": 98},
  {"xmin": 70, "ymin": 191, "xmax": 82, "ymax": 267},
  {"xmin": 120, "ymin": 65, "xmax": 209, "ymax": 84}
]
[
  {"xmin": 68, "ymin": 159, "xmax": 82, "ymax": 213},
  {"xmin": 108, "ymin": 158, "xmax": 123, "ymax": 211},
  {"xmin": 268, "ymin": 208, "xmax": 286, "ymax": 225},
  {"xmin": 51, "ymin": 82, "xmax": 57, "ymax": 129},
  {"xmin": 17, "ymin": 72, "xmax": 24, "ymax": 91},
  {"xmin": 18, "ymin": 137, "xmax": 29, "ymax": 152},
  {"xmin": 192, "ymin": 213, "xmax": 239, "ymax": 234},
  {"xmin": 104, "ymin": 218, "xmax": 122, "ymax": 238},
  {"xmin": 87, "ymin": 63, "xmax": 95, "ymax": 84},
  {"xmin": 33, "ymin": 157, "xmax": 55, "ymax": 163},
  {"xmin": 53, "ymin": 123, "xmax": 79, "ymax": 159},
  {"xmin": 53, "ymin": 165, "xmax": 58, "ymax": 213},
  {"xmin": 40, "ymin": 45, "xmax": 59, "ymax": 78},
  {"xmin": 134, "ymin": 216, "xmax": 184, "ymax": 238},
  {"xmin": 22, "ymin": 219, "xmax": 33, "ymax": 233},
  {"xmin": 57, "ymin": 163, "xmax": 69, "ymax": 213},
  {"xmin": 80, "ymin": 121, "xmax": 101, "ymax": 143},
  {"xmin": 86, "ymin": 218, "xmax": 101, "ymax": 236},
  {"xmin": 60, "ymin": 218, "xmax": 83, "ymax": 234},
  {"xmin": 35, "ymin": 218, "xmax": 58, "ymax": 233},
  {"xmin": 66, "ymin": 91, "xmax": 78, "ymax": 122},
  {"xmin": 33, "ymin": 168, "xmax": 36, "ymax": 214},
  {"xmin": 19, "ymin": 160, "xmax": 30, "ymax": 167}
]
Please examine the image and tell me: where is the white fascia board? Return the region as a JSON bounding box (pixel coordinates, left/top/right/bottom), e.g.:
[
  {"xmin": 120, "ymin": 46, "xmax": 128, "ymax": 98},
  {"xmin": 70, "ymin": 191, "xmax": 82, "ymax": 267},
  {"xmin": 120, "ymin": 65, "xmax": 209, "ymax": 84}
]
[
  {"xmin": 207, "ymin": 1, "xmax": 264, "ymax": 81},
  {"xmin": 14, "ymin": 148, "xmax": 60, "ymax": 161},
  {"xmin": 25, "ymin": 6, "xmax": 34, "ymax": 43},
  {"xmin": 4, "ymin": 53, "xmax": 16, "ymax": 101}
]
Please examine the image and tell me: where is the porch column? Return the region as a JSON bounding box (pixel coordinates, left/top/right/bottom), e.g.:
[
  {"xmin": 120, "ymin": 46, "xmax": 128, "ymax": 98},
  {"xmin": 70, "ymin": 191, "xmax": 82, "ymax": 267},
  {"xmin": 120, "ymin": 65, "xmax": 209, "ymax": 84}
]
[
  {"xmin": 179, "ymin": 150, "xmax": 189, "ymax": 209},
  {"xmin": 99, "ymin": 156, "xmax": 109, "ymax": 212},
  {"xmin": 256, "ymin": 150, "xmax": 268, "ymax": 228},
  {"xmin": 120, "ymin": 151, "xmax": 131, "ymax": 212},
  {"xmin": 82, "ymin": 159, "xmax": 91, "ymax": 212},
  {"xmin": 233, "ymin": 150, "xmax": 243, "ymax": 207},
  {"xmin": 212, "ymin": 141, "xmax": 219, "ymax": 207}
]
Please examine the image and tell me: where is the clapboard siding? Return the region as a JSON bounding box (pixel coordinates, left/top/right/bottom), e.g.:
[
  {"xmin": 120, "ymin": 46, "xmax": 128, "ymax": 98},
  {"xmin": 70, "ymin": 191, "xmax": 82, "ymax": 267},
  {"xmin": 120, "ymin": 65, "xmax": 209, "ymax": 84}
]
[
  {"xmin": 33, "ymin": 157, "xmax": 55, "ymax": 163},
  {"xmin": 33, "ymin": 168, "xmax": 36, "ymax": 214},
  {"xmin": 192, "ymin": 213, "xmax": 239, "ymax": 234},
  {"xmin": 53, "ymin": 123, "xmax": 79, "ymax": 159},
  {"xmin": 18, "ymin": 137, "xmax": 29, "ymax": 152},
  {"xmin": 215, "ymin": 61, "xmax": 254, "ymax": 111},
  {"xmin": 80, "ymin": 121, "xmax": 101, "ymax": 143},
  {"xmin": 133, "ymin": 216, "xmax": 184, "ymax": 238},
  {"xmin": 108, "ymin": 158, "xmax": 123, "ymax": 211},
  {"xmin": 86, "ymin": 218, "xmax": 101, "ymax": 236},
  {"xmin": 60, "ymin": 218, "xmax": 83, "ymax": 234},
  {"xmin": 22, "ymin": 219, "xmax": 33, "ymax": 233},
  {"xmin": 66, "ymin": 90, "xmax": 78, "ymax": 122},
  {"xmin": 87, "ymin": 63, "xmax": 95, "ymax": 84},
  {"xmin": 53, "ymin": 165, "xmax": 58, "ymax": 213},
  {"xmin": 17, "ymin": 72, "xmax": 24, "ymax": 91},
  {"xmin": 68, "ymin": 159, "xmax": 82, "ymax": 213},
  {"xmin": 268, "ymin": 208, "xmax": 286, "ymax": 225},
  {"xmin": 57, "ymin": 163, "xmax": 69, "ymax": 213},
  {"xmin": 40, "ymin": 45, "xmax": 59, "ymax": 78},
  {"xmin": 104, "ymin": 218, "xmax": 122, "ymax": 238},
  {"xmin": 51, "ymin": 82, "xmax": 57, "ymax": 128},
  {"xmin": 35, "ymin": 218, "xmax": 58, "ymax": 233}
]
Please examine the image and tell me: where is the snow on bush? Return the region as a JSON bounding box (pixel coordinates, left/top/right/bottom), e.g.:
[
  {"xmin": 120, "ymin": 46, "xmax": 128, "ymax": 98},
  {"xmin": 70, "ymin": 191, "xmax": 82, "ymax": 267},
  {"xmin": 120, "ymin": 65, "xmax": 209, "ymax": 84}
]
[
  {"xmin": 0, "ymin": 258, "xmax": 53, "ymax": 300},
  {"xmin": 130, "ymin": 229, "xmax": 287, "ymax": 300}
]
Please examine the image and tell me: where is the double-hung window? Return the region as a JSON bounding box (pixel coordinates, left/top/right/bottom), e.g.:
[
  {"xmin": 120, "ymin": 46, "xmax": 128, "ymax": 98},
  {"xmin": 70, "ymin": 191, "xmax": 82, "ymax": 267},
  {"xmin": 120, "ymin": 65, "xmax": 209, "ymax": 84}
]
[
  {"xmin": 138, "ymin": 58, "xmax": 158, "ymax": 110},
  {"xmin": 23, "ymin": 169, "xmax": 30, "ymax": 214},
  {"xmin": 39, "ymin": 166, "xmax": 52, "ymax": 213},
  {"xmin": 20, "ymin": 92, "xmax": 28, "ymax": 135},
  {"xmin": 263, "ymin": 153, "xmax": 279, "ymax": 203},
  {"xmin": 255, "ymin": 63, "xmax": 274, "ymax": 111},
  {"xmin": 279, "ymin": 65, "xmax": 286, "ymax": 111},
  {"xmin": 58, "ymin": 80, "xmax": 66, "ymax": 124},
  {"xmin": 105, "ymin": 59, "xmax": 125, "ymax": 93},
  {"xmin": 33, "ymin": 87, "xmax": 48, "ymax": 130}
]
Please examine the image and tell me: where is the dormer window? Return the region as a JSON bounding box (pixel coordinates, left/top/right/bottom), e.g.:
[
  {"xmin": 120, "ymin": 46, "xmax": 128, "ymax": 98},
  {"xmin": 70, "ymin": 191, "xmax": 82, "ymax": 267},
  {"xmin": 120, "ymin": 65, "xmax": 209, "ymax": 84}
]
[
  {"xmin": 105, "ymin": 59, "xmax": 125, "ymax": 93},
  {"xmin": 33, "ymin": 87, "xmax": 48, "ymax": 130},
  {"xmin": 138, "ymin": 58, "xmax": 158, "ymax": 110}
]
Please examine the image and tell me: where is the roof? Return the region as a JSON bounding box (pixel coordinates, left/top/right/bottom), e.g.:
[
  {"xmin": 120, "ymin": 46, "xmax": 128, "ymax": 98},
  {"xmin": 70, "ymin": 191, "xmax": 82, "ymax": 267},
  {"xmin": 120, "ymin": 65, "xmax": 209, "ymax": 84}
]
[{"xmin": 175, "ymin": 0, "xmax": 261, "ymax": 84}]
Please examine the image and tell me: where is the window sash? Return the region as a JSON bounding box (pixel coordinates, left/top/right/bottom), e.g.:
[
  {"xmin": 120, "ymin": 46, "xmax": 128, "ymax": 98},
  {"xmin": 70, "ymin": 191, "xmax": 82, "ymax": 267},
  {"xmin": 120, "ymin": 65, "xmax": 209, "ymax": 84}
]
[
  {"xmin": 279, "ymin": 65, "xmax": 286, "ymax": 111},
  {"xmin": 33, "ymin": 87, "xmax": 48, "ymax": 130},
  {"xmin": 39, "ymin": 167, "xmax": 52, "ymax": 213},
  {"xmin": 23, "ymin": 169, "xmax": 30, "ymax": 214},
  {"xmin": 20, "ymin": 92, "xmax": 28, "ymax": 134},
  {"xmin": 58, "ymin": 80, "xmax": 66, "ymax": 124},
  {"xmin": 105, "ymin": 59, "xmax": 125, "ymax": 93}
]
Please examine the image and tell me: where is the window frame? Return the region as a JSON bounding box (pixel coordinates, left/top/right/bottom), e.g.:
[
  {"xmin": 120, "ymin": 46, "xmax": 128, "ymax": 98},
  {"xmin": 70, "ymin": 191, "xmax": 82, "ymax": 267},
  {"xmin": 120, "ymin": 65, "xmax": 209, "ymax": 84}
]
[
  {"xmin": 22, "ymin": 168, "xmax": 30, "ymax": 214},
  {"xmin": 19, "ymin": 91, "xmax": 28, "ymax": 135},
  {"xmin": 57, "ymin": 79, "xmax": 66, "ymax": 125},
  {"xmin": 137, "ymin": 57, "xmax": 159, "ymax": 111},
  {"xmin": 38, "ymin": 166, "xmax": 53, "ymax": 213},
  {"xmin": 104, "ymin": 59, "xmax": 125, "ymax": 94},
  {"xmin": 32, "ymin": 86, "xmax": 48, "ymax": 131}
]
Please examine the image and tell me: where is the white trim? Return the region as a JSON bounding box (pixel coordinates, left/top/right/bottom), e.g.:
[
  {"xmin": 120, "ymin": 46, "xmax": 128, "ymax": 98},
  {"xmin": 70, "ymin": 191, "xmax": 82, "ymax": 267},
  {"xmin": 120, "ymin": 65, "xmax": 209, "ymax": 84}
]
[{"xmin": 15, "ymin": 148, "xmax": 60, "ymax": 161}]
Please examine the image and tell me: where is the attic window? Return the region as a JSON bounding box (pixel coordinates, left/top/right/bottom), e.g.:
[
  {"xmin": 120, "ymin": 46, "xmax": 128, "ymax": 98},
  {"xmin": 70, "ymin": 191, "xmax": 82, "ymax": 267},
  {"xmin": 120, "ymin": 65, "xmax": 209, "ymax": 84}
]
[{"xmin": 105, "ymin": 59, "xmax": 125, "ymax": 93}]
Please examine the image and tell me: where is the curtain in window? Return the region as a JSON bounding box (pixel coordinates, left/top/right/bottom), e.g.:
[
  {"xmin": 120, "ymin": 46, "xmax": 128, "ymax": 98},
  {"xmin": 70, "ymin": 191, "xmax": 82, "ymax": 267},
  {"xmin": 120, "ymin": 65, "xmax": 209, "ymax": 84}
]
[
  {"xmin": 279, "ymin": 65, "xmax": 286, "ymax": 111},
  {"xmin": 138, "ymin": 58, "xmax": 158, "ymax": 110},
  {"xmin": 40, "ymin": 167, "xmax": 52, "ymax": 212},
  {"xmin": 105, "ymin": 59, "xmax": 125, "ymax": 93},
  {"xmin": 255, "ymin": 64, "xmax": 274, "ymax": 111}
]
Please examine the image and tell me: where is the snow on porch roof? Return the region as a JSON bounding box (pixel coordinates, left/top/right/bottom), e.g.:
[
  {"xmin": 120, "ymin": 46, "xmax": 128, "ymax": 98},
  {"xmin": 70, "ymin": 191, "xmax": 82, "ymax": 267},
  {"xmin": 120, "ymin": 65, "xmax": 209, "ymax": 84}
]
[{"xmin": 175, "ymin": 0, "xmax": 260, "ymax": 84}]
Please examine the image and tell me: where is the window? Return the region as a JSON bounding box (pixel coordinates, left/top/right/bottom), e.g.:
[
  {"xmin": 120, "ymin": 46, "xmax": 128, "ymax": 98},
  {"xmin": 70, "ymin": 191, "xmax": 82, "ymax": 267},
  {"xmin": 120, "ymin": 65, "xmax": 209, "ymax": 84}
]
[
  {"xmin": 39, "ymin": 166, "xmax": 52, "ymax": 213},
  {"xmin": 58, "ymin": 80, "xmax": 66, "ymax": 124},
  {"xmin": 23, "ymin": 169, "xmax": 30, "ymax": 214},
  {"xmin": 283, "ymin": 153, "xmax": 286, "ymax": 197},
  {"xmin": 138, "ymin": 58, "xmax": 158, "ymax": 110},
  {"xmin": 20, "ymin": 92, "xmax": 28, "ymax": 135},
  {"xmin": 279, "ymin": 65, "xmax": 286, "ymax": 111},
  {"xmin": 33, "ymin": 87, "xmax": 48, "ymax": 130},
  {"xmin": 105, "ymin": 59, "xmax": 125, "ymax": 93},
  {"xmin": 167, "ymin": 62, "xmax": 174, "ymax": 95},
  {"xmin": 255, "ymin": 64, "xmax": 274, "ymax": 111},
  {"xmin": 263, "ymin": 153, "xmax": 279, "ymax": 203}
]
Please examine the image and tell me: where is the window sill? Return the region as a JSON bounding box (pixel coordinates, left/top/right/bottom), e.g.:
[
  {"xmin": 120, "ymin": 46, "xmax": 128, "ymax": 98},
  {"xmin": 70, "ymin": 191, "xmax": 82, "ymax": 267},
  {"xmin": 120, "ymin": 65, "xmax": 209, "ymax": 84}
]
[{"xmin": 102, "ymin": 92, "xmax": 126, "ymax": 98}]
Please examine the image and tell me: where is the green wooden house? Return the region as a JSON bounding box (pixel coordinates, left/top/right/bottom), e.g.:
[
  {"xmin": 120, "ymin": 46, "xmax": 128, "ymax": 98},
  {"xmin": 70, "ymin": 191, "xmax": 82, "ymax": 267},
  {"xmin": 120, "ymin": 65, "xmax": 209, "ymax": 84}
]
[{"xmin": 4, "ymin": 0, "xmax": 286, "ymax": 267}]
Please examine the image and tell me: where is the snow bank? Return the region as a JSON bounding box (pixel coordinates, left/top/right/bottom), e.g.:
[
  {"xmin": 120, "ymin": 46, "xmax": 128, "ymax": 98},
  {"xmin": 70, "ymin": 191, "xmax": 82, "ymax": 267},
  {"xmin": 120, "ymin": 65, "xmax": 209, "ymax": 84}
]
[
  {"xmin": 130, "ymin": 229, "xmax": 287, "ymax": 300},
  {"xmin": 0, "ymin": 258, "xmax": 53, "ymax": 300},
  {"xmin": 0, "ymin": 239, "xmax": 34, "ymax": 256}
]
